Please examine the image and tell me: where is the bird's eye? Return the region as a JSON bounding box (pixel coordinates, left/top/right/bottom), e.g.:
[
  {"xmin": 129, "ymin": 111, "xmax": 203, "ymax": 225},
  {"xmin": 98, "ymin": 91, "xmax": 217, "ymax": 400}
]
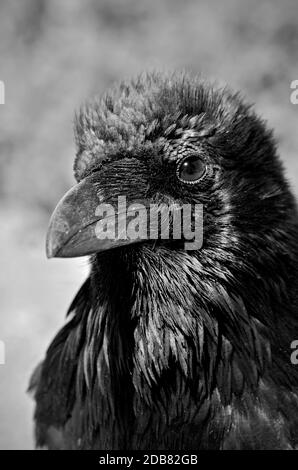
[{"xmin": 177, "ymin": 155, "xmax": 207, "ymax": 184}]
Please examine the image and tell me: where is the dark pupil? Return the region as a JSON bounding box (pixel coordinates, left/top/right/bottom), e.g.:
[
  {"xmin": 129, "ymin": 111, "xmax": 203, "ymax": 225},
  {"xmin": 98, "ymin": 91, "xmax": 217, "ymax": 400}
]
[{"xmin": 179, "ymin": 156, "xmax": 205, "ymax": 182}]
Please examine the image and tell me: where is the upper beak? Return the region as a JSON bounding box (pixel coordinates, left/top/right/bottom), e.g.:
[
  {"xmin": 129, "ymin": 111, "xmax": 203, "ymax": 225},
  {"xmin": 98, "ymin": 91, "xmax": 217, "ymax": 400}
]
[{"xmin": 46, "ymin": 173, "xmax": 146, "ymax": 258}]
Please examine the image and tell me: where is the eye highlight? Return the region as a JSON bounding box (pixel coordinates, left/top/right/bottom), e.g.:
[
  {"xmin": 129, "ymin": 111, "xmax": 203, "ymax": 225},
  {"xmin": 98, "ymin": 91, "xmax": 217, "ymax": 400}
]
[{"xmin": 176, "ymin": 155, "xmax": 207, "ymax": 184}]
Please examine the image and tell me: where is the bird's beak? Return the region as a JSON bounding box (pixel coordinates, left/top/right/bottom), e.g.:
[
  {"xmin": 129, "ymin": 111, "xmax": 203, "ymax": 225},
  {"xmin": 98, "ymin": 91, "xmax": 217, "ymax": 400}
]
[{"xmin": 46, "ymin": 173, "xmax": 147, "ymax": 258}]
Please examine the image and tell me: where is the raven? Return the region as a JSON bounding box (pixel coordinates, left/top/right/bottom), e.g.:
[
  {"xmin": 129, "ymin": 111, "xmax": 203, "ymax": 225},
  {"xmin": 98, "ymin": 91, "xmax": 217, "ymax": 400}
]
[{"xmin": 30, "ymin": 72, "xmax": 298, "ymax": 450}]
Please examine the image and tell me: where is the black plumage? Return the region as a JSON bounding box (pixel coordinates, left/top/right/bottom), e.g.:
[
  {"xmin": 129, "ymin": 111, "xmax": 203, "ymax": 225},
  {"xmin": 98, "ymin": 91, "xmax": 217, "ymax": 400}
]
[{"xmin": 30, "ymin": 72, "xmax": 298, "ymax": 449}]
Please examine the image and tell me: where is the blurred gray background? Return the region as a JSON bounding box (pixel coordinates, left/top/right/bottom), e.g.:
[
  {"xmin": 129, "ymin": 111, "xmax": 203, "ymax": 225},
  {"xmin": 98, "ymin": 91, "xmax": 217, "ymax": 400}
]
[{"xmin": 0, "ymin": 0, "xmax": 298, "ymax": 449}]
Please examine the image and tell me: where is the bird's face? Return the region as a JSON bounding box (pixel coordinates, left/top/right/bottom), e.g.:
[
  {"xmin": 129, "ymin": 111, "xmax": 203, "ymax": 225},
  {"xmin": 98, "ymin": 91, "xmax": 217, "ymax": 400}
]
[{"xmin": 46, "ymin": 73, "xmax": 292, "ymax": 265}]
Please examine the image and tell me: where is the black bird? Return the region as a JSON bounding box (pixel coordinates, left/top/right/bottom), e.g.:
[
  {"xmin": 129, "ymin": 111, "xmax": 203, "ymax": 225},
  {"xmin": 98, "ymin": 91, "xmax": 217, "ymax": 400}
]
[{"xmin": 30, "ymin": 72, "xmax": 298, "ymax": 450}]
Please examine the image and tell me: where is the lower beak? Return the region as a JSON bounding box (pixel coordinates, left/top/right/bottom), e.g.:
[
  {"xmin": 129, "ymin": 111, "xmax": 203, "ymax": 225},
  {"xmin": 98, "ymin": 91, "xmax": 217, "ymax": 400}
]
[{"xmin": 46, "ymin": 173, "xmax": 147, "ymax": 258}]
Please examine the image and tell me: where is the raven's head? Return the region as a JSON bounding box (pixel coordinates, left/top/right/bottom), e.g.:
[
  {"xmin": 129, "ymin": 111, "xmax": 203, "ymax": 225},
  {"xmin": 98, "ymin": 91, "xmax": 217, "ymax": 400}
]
[
  {"xmin": 47, "ymin": 72, "xmax": 294, "ymax": 259},
  {"xmin": 46, "ymin": 73, "xmax": 298, "ymax": 405}
]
